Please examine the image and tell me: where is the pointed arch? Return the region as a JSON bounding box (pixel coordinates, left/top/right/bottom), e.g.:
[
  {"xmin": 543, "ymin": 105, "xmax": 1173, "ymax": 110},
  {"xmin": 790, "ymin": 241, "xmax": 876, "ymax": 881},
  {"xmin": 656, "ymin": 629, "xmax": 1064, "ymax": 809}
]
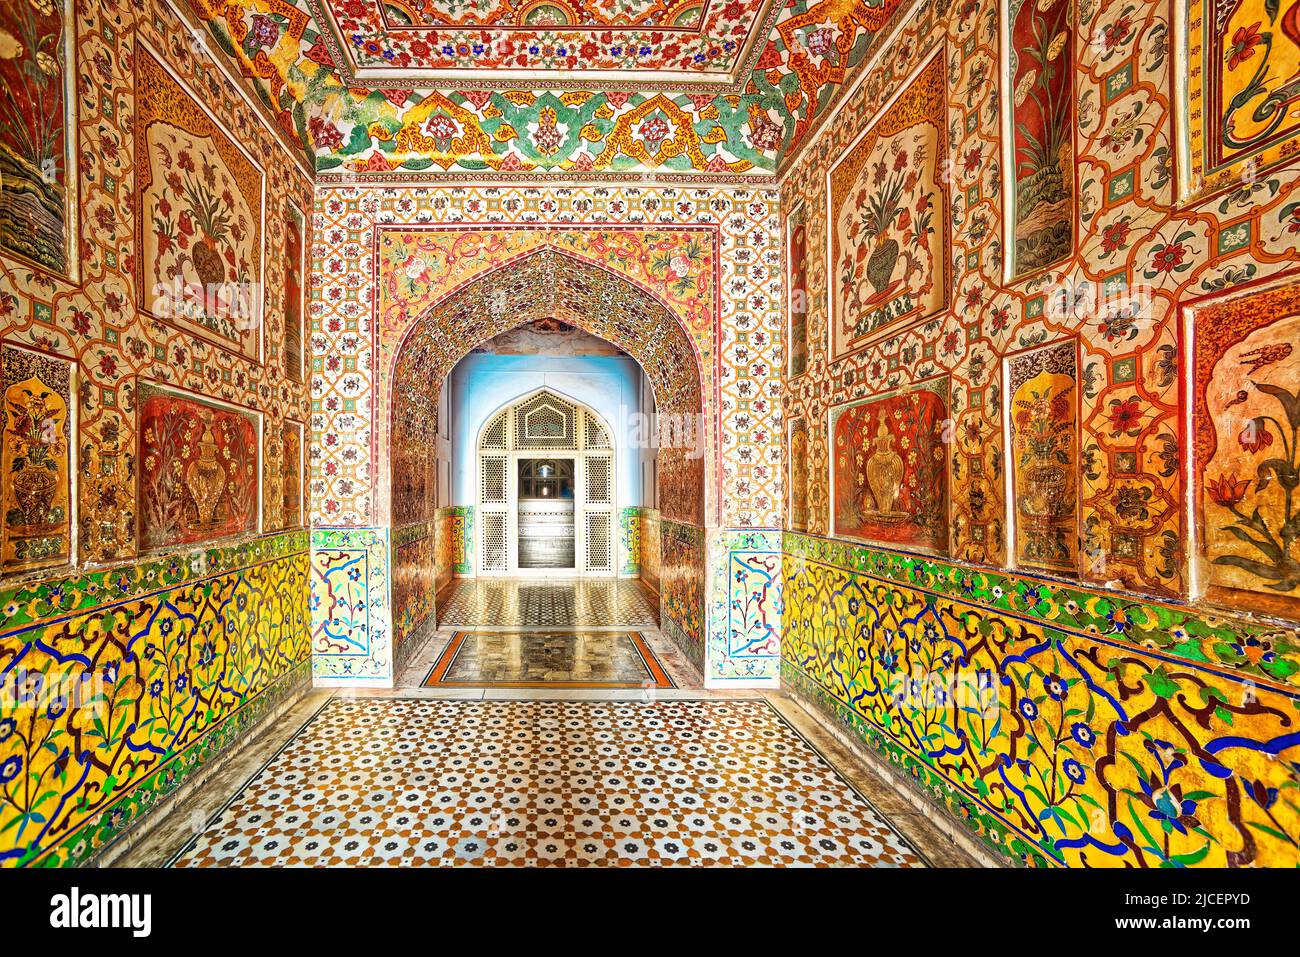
[{"xmin": 388, "ymin": 247, "xmax": 708, "ymax": 530}]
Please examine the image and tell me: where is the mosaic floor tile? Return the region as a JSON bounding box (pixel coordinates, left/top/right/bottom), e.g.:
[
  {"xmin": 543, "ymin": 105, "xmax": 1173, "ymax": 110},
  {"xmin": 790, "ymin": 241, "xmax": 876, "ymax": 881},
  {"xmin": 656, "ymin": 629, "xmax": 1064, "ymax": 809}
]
[
  {"xmin": 436, "ymin": 579, "xmax": 660, "ymax": 629},
  {"xmin": 423, "ymin": 631, "xmax": 673, "ymax": 688},
  {"xmin": 169, "ymin": 698, "xmax": 926, "ymax": 868}
]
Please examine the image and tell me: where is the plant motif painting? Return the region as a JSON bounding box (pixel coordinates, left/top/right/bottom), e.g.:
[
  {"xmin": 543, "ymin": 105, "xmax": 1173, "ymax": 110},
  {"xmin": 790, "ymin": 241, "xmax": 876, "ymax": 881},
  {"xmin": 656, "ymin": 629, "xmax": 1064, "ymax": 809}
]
[
  {"xmin": 787, "ymin": 202, "xmax": 809, "ymax": 378},
  {"xmin": 790, "ymin": 416, "xmax": 808, "ymax": 532},
  {"xmin": 0, "ymin": 0, "xmax": 73, "ymax": 275},
  {"xmin": 1189, "ymin": 0, "xmax": 1300, "ymax": 191},
  {"xmin": 829, "ymin": 49, "xmax": 947, "ymax": 360},
  {"xmin": 1, "ymin": 343, "xmax": 71, "ymax": 572},
  {"xmin": 282, "ymin": 419, "xmax": 303, "ymax": 529},
  {"xmin": 832, "ymin": 376, "xmax": 949, "ymax": 553},
  {"xmin": 1007, "ymin": 0, "xmax": 1073, "ymax": 277},
  {"xmin": 138, "ymin": 382, "xmax": 259, "ymax": 552},
  {"xmin": 284, "ymin": 200, "xmax": 304, "ymax": 383},
  {"xmin": 135, "ymin": 45, "xmax": 263, "ymax": 361},
  {"xmin": 1008, "ymin": 338, "xmax": 1079, "ymax": 574},
  {"xmin": 1193, "ymin": 280, "xmax": 1300, "ymax": 616}
]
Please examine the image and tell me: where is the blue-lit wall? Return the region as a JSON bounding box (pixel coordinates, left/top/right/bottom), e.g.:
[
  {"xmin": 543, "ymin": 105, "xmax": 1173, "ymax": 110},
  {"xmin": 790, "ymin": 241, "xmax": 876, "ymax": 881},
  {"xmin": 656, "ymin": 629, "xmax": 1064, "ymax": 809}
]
[{"xmin": 447, "ymin": 353, "xmax": 649, "ymax": 508}]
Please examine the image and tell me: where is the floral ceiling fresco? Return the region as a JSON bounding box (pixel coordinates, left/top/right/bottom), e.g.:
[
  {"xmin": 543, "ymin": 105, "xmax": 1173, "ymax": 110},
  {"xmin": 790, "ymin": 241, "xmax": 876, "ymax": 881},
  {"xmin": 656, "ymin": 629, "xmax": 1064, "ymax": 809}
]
[
  {"xmin": 175, "ymin": 0, "xmax": 916, "ymax": 176},
  {"xmin": 309, "ymin": 0, "xmax": 782, "ymax": 86}
]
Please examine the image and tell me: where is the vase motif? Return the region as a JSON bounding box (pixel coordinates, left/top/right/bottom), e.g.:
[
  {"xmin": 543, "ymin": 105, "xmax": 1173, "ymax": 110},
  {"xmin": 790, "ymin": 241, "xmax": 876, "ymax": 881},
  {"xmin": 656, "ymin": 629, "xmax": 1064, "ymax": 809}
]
[
  {"xmin": 864, "ymin": 417, "xmax": 904, "ymax": 515},
  {"xmin": 185, "ymin": 414, "xmax": 227, "ymax": 528},
  {"xmin": 866, "ymin": 236, "xmax": 900, "ymax": 295}
]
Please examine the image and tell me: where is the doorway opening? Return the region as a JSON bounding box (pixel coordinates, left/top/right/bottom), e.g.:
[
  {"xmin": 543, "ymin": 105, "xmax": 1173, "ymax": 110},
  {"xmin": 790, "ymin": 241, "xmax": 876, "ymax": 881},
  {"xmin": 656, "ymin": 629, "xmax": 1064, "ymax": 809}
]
[
  {"xmin": 476, "ymin": 389, "xmax": 616, "ymax": 577},
  {"xmin": 518, "ymin": 458, "xmax": 575, "ymax": 569}
]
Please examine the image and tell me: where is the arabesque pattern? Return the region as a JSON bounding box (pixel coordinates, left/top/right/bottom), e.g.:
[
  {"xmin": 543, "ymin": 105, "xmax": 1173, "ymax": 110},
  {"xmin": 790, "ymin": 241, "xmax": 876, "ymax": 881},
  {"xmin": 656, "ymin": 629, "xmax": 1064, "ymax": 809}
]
[{"xmin": 782, "ymin": 532, "xmax": 1300, "ymax": 867}]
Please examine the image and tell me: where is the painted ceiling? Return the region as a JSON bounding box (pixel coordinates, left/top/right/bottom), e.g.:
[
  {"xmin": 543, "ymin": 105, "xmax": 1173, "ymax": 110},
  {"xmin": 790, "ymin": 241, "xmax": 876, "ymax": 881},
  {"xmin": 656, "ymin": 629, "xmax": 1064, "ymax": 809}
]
[
  {"xmin": 311, "ymin": 0, "xmax": 780, "ymax": 86},
  {"xmin": 183, "ymin": 0, "xmax": 913, "ymax": 176}
]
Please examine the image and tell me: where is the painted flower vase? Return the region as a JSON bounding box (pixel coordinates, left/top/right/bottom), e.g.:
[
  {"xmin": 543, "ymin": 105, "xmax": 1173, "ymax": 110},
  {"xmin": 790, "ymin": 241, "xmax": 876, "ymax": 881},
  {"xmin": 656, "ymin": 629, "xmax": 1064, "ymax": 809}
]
[
  {"xmin": 185, "ymin": 416, "xmax": 227, "ymax": 527},
  {"xmin": 865, "ymin": 418, "xmax": 903, "ymax": 513},
  {"xmin": 867, "ymin": 236, "xmax": 900, "ymax": 294},
  {"xmin": 13, "ymin": 467, "xmax": 57, "ymax": 527},
  {"xmin": 192, "ymin": 235, "xmax": 225, "ymax": 289}
]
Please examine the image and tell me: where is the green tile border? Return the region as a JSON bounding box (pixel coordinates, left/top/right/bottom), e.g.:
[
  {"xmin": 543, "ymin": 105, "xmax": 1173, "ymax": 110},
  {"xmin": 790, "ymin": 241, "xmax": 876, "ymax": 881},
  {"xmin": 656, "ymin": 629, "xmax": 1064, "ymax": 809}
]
[
  {"xmin": 1, "ymin": 530, "xmax": 309, "ymax": 635},
  {"xmin": 784, "ymin": 532, "xmax": 1300, "ymax": 689}
]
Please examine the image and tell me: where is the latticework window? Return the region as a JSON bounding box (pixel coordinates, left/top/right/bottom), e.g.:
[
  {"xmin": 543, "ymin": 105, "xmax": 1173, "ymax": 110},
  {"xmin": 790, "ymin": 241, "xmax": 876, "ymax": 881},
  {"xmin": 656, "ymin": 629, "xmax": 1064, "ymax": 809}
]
[
  {"xmin": 584, "ymin": 512, "xmax": 612, "ymax": 573},
  {"xmin": 481, "ymin": 411, "xmax": 508, "ymax": 450},
  {"xmin": 515, "ymin": 392, "xmax": 578, "ymax": 449},
  {"xmin": 585, "ymin": 457, "xmax": 611, "ymax": 504}
]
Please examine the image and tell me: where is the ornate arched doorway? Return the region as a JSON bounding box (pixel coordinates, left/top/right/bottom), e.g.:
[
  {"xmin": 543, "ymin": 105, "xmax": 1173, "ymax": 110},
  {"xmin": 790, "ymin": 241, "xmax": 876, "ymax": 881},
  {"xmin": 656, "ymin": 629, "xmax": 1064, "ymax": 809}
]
[
  {"xmin": 475, "ymin": 388, "xmax": 617, "ymax": 577},
  {"xmin": 380, "ymin": 246, "xmax": 710, "ymax": 674},
  {"xmin": 388, "ymin": 247, "xmax": 708, "ymax": 534}
]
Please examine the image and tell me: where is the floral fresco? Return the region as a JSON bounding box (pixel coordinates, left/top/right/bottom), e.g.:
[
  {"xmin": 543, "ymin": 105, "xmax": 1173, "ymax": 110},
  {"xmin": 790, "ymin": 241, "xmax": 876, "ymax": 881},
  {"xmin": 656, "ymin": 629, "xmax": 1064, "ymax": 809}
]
[
  {"xmin": 1008, "ymin": 338, "xmax": 1079, "ymax": 575},
  {"xmin": 832, "ymin": 376, "xmax": 949, "ymax": 554},
  {"xmin": 0, "ymin": 0, "xmax": 72, "ymax": 276},
  {"xmin": 0, "ymin": 0, "xmax": 311, "ymax": 869},
  {"xmin": 1192, "ymin": 278, "xmax": 1300, "ymax": 617},
  {"xmin": 660, "ymin": 518, "xmax": 705, "ymax": 667},
  {"xmin": 175, "ymin": 0, "xmax": 915, "ymax": 175},
  {"xmin": 789, "ymin": 415, "xmax": 808, "ymax": 532},
  {"xmin": 283, "ymin": 199, "xmax": 304, "ymax": 383},
  {"xmin": 315, "ymin": 0, "xmax": 778, "ymax": 81},
  {"xmin": 829, "ymin": 48, "xmax": 947, "ymax": 359},
  {"xmin": 787, "ymin": 200, "xmax": 809, "ymax": 377},
  {"xmin": 138, "ymin": 383, "xmax": 260, "ymax": 552},
  {"xmin": 135, "ymin": 45, "xmax": 263, "ymax": 361},
  {"xmin": 779, "ymin": 0, "xmax": 1300, "ymax": 866},
  {"xmin": 1, "ymin": 343, "xmax": 72, "ymax": 573},
  {"xmin": 1006, "ymin": 0, "xmax": 1074, "ymax": 278},
  {"xmin": 1188, "ymin": 0, "xmax": 1300, "ymax": 193},
  {"xmin": 282, "ymin": 418, "xmax": 303, "ymax": 529}
]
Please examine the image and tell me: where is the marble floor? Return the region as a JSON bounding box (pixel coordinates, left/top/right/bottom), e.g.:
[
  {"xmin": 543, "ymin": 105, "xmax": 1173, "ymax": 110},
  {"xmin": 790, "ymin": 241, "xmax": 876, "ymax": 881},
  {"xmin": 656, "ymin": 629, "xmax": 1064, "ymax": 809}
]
[
  {"xmin": 423, "ymin": 631, "xmax": 674, "ymax": 688},
  {"xmin": 435, "ymin": 578, "xmax": 660, "ymax": 629},
  {"xmin": 169, "ymin": 698, "xmax": 930, "ymax": 867},
  {"xmin": 113, "ymin": 579, "xmax": 979, "ymax": 868}
]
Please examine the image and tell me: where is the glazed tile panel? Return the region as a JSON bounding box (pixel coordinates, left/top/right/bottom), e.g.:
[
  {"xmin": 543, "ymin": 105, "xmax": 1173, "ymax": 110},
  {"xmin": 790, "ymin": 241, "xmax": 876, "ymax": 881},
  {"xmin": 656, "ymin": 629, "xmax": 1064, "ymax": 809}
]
[
  {"xmin": 781, "ymin": 532, "xmax": 1300, "ymax": 867},
  {"xmin": 311, "ymin": 527, "xmax": 391, "ymax": 683},
  {"xmin": 707, "ymin": 528, "xmax": 782, "ymax": 683},
  {"xmin": 0, "ymin": 531, "xmax": 311, "ymax": 867}
]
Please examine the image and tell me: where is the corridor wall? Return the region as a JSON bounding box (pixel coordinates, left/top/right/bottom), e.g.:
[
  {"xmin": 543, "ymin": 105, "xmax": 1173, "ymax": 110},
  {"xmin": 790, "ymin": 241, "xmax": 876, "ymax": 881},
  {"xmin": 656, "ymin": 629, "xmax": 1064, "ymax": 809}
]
[
  {"xmin": 0, "ymin": 0, "xmax": 313, "ymax": 866},
  {"xmin": 779, "ymin": 0, "xmax": 1300, "ymax": 866}
]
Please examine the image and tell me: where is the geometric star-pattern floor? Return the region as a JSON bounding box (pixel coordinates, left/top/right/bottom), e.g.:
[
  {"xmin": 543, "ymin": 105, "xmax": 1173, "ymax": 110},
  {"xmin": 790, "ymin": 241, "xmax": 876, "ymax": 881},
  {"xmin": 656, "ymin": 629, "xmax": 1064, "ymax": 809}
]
[
  {"xmin": 423, "ymin": 632, "xmax": 673, "ymax": 688},
  {"xmin": 435, "ymin": 579, "xmax": 660, "ymax": 629},
  {"xmin": 168, "ymin": 698, "xmax": 927, "ymax": 867}
]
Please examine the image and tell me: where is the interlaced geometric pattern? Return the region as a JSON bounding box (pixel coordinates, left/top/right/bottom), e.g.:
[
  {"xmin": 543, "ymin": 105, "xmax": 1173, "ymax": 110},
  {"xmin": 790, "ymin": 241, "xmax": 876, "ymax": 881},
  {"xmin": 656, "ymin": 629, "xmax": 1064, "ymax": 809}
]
[
  {"xmin": 585, "ymin": 457, "xmax": 612, "ymax": 504},
  {"xmin": 515, "ymin": 393, "xmax": 578, "ymax": 450},
  {"xmin": 436, "ymin": 580, "xmax": 659, "ymax": 628},
  {"xmin": 585, "ymin": 512, "xmax": 612, "ymax": 572},
  {"xmin": 168, "ymin": 699, "xmax": 926, "ymax": 867}
]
